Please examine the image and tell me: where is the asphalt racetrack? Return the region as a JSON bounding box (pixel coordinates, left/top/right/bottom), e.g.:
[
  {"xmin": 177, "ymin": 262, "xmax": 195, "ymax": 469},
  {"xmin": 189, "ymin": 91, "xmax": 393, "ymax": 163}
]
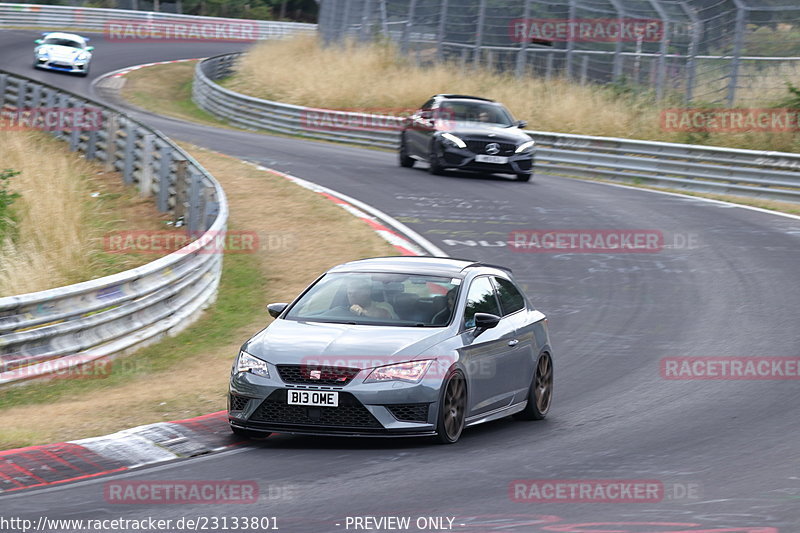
[{"xmin": 1, "ymin": 30, "xmax": 799, "ymax": 533}]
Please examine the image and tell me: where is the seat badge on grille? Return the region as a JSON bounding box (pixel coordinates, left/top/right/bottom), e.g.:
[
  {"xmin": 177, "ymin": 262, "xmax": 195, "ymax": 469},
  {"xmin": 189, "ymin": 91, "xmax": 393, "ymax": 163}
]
[
  {"xmin": 485, "ymin": 143, "xmax": 500, "ymax": 155},
  {"xmin": 309, "ymin": 370, "xmax": 321, "ymax": 380}
]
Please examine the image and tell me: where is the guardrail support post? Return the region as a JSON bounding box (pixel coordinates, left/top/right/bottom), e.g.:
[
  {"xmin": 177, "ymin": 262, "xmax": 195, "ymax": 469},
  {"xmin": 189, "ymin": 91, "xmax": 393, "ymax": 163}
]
[
  {"xmin": 187, "ymin": 169, "xmax": 202, "ymax": 233},
  {"xmin": 0, "ymin": 74, "xmax": 7, "ymax": 106},
  {"xmin": 139, "ymin": 134, "xmax": 155, "ymax": 197},
  {"xmin": 157, "ymin": 142, "xmax": 173, "ymax": 213},
  {"xmin": 122, "ymin": 120, "xmax": 136, "ymax": 184},
  {"xmin": 69, "ymin": 99, "xmax": 81, "ymax": 152},
  {"xmin": 16, "ymin": 78, "xmax": 27, "ymax": 109},
  {"xmin": 104, "ymin": 114, "xmax": 119, "ymax": 173},
  {"xmin": 174, "ymin": 156, "xmax": 189, "ymax": 224}
]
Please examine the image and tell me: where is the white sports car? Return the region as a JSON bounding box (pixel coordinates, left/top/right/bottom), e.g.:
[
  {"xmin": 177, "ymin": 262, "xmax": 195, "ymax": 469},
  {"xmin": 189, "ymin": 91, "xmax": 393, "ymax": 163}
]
[{"xmin": 33, "ymin": 32, "xmax": 93, "ymax": 76}]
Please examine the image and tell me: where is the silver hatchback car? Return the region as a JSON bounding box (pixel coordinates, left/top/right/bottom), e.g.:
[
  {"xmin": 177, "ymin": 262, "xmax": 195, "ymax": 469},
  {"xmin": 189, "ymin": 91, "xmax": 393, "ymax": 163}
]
[{"xmin": 228, "ymin": 256, "xmax": 553, "ymax": 444}]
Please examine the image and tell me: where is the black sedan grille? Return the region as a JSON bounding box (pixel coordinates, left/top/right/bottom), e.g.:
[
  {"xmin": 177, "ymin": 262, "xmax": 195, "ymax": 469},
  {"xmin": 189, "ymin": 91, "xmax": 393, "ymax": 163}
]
[
  {"xmin": 385, "ymin": 403, "xmax": 430, "ymax": 422},
  {"xmin": 276, "ymin": 365, "xmax": 361, "ymax": 386},
  {"xmin": 251, "ymin": 390, "xmax": 382, "ymax": 428},
  {"xmin": 465, "ymin": 140, "xmax": 517, "ymax": 155}
]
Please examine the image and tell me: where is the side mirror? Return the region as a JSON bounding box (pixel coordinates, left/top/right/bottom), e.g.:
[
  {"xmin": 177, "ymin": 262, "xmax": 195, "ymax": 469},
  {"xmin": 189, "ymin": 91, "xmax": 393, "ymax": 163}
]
[
  {"xmin": 266, "ymin": 302, "xmax": 288, "ymax": 318},
  {"xmin": 86, "ymin": 46, "xmax": 94, "ymax": 52},
  {"xmin": 517, "ymin": 120, "xmax": 528, "ymax": 129},
  {"xmin": 35, "ymin": 39, "xmax": 43, "ymax": 44},
  {"xmin": 473, "ymin": 312, "xmax": 501, "ymax": 336},
  {"xmin": 419, "ymin": 110, "xmax": 433, "ymax": 120}
]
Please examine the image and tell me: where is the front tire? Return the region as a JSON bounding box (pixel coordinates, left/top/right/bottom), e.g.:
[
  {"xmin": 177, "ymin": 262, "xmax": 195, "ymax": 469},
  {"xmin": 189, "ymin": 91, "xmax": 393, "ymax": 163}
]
[
  {"xmin": 435, "ymin": 370, "xmax": 467, "ymax": 444},
  {"xmin": 428, "ymin": 143, "xmax": 444, "ymax": 175},
  {"xmin": 399, "ymin": 137, "xmax": 414, "ymax": 168},
  {"xmin": 514, "ymin": 352, "xmax": 553, "ymax": 420}
]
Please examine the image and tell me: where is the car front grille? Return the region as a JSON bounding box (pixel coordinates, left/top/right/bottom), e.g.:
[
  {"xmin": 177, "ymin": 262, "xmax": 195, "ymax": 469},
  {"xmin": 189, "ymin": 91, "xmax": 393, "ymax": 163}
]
[
  {"xmin": 465, "ymin": 140, "xmax": 516, "ymax": 155},
  {"xmin": 229, "ymin": 394, "xmax": 250, "ymax": 411},
  {"xmin": 385, "ymin": 403, "xmax": 430, "ymax": 422},
  {"xmin": 276, "ymin": 365, "xmax": 361, "ymax": 386},
  {"xmin": 250, "ymin": 390, "xmax": 382, "ymax": 428}
]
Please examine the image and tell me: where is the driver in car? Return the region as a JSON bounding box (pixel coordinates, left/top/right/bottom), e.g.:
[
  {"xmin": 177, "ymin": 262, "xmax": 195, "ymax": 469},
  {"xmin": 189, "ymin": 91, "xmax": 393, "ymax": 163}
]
[{"xmin": 346, "ymin": 280, "xmax": 393, "ymax": 319}]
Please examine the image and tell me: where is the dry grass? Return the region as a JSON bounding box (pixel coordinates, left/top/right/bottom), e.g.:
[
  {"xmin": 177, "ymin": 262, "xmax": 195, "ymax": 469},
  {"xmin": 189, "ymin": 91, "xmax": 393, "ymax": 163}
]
[
  {"xmin": 0, "ymin": 130, "xmax": 166, "ymax": 296},
  {"xmin": 0, "ymin": 144, "xmax": 398, "ymax": 449},
  {"xmin": 224, "ymin": 35, "xmax": 800, "ymax": 153}
]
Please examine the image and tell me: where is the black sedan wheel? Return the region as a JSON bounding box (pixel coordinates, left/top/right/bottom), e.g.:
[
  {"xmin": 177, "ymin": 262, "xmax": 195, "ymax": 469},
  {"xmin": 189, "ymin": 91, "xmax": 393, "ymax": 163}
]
[
  {"xmin": 399, "ymin": 137, "xmax": 415, "ymax": 168},
  {"xmin": 436, "ymin": 371, "xmax": 467, "ymax": 444},
  {"xmin": 514, "ymin": 353, "xmax": 553, "ymax": 420},
  {"xmin": 428, "ymin": 143, "xmax": 445, "ymax": 175}
]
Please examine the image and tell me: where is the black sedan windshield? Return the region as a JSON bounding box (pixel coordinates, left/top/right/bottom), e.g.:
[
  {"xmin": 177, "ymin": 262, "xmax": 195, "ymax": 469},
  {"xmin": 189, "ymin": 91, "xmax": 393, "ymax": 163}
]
[
  {"xmin": 437, "ymin": 102, "xmax": 516, "ymax": 127},
  {"xmin": 285, "ymin": 272, "xmax": 461, "ymax": 326}
]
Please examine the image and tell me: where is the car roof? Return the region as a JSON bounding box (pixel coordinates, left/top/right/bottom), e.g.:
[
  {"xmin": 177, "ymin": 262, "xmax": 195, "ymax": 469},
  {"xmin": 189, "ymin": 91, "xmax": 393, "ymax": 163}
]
[
  {"xmin": 328, "ymin": 256, "xmax": 512, "ymax": 277},
  {"xmin": 433, "ymin": 94, "xmax": 496, "ymax": 103},
  {"xmin": 42, "ymin": 32, "xmax": 87, "ymax": 43}
]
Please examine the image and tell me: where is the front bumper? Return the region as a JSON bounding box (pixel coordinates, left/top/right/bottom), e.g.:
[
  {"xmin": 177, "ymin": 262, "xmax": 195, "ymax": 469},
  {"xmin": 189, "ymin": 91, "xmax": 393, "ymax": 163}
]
[
  {"xmin": 35, "ymin": 58, "xmax": 88, "ymax": 74},
  {"xmin": 229, "ymin": 363, "xmax": 443, "ymax": 437},
  {"xmin": 440, "ymin": 145, "xmax": 534, "ymax": 175}
]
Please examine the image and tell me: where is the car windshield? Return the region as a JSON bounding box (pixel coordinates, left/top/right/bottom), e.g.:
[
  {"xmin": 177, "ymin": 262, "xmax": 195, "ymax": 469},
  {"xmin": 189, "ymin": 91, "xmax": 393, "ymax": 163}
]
[
  {"xmin": 42, "ymin": 37, "xmax": 84, "ymax": 49},
  {"xmin": 284, "ymin": 272, "xmax": 462, "ymax": 327},
  {"xmin": 437, "ymin": 102, "xmax": 516, "ymax": 127}
]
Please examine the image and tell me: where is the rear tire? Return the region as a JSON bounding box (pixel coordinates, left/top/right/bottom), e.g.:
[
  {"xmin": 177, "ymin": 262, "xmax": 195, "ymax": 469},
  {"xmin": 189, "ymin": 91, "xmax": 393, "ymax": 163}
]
[
  {"xmin": 514, "ymin": 353, "xmax": 553, "ymax": 421},
  {"xmin": 399, "ymin": 137, "xmax": 414, "ymax": 168},
  {"xmin": 435, "ymin": 370, "xmax": 467, "ymax": 444}
]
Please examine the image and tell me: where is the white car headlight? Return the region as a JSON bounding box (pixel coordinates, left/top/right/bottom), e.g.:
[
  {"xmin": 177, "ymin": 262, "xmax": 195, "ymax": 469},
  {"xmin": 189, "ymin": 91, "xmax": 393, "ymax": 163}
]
[
  {"xmin": 364, "ymin": 360, "xmax": 433, "ymax": 383},
  {"xmin": 515, "ymin": 140, "xmax": 535, "ymax": 153},
  {"xmin": 76, "ymin": 52, "xmax": 89, "ymax": 61},
  {"xmin": 441, "ymin": 133, "xmax": 466, "ymax": 149},
  {"xmin": 235, "ymin": 350, "xmax": 270, "ymax": 378},
  {"xmin": 36, "ymin": 49, "xmax": 49, "ymax": 58}
]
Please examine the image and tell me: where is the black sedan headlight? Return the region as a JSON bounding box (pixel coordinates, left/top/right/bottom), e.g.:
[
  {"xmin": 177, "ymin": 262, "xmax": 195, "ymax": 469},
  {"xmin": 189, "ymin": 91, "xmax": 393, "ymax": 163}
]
[{"xmin": 515, "ymin": 140, "xmax": 535, "ymax": 154}]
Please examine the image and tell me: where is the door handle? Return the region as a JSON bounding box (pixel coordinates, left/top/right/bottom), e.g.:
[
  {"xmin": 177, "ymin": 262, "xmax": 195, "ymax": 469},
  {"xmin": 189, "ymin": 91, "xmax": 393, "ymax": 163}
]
[{"xmin": 507, "ymin": 339, "xmax": 519, "ymax": 347}]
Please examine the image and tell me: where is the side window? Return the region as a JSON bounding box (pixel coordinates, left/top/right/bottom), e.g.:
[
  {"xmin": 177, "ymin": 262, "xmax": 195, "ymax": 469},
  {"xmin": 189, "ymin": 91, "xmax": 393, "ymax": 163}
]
[
  {"xmin": 463, "ymin": 276, "xmax": 501, "ymax": 329},
  {"xmin": 420, "ymin": 98, "xmax": 435, "ymax": 111},
  {"xmin": 494, "ymin": 277, "xmax": 525, "ymax": 316}
]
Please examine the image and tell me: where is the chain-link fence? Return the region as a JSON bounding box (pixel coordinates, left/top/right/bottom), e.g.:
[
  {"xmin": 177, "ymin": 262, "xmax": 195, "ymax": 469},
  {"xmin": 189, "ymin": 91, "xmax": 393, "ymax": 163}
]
[{"xmin": 318, "ymin": 0, "xmax": 800, "ymax": 106}]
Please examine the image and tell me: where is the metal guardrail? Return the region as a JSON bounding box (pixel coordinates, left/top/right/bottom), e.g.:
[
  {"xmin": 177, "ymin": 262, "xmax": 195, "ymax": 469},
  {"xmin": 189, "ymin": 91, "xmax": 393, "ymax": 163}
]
[
  {"xmin": 0, "ymin": 2, "xmax": 316, "ymax": 38},
  {"xmin": 0, "ymin": 70, "xmax": 228, "ymax": 385},
  {"xmin": 194, "ymin": 52, "xmax": 800, "ymax": 204}
]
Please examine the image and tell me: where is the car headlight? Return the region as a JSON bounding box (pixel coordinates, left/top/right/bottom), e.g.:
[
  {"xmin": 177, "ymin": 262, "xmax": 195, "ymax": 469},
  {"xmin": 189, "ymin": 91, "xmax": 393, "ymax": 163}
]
[
  {"xmin": 235, "ymin": 350, "xmax": 270, "ymax": 378},
  {"xmin": 440, "ymin": 132, "xmax": 466, "ymax": 149},
  {"xmin": 36, "ymin": 49, "xmax": 49, "ymax": 58},
  {"xmin": 515, "ymin": 140, "xmax": 535, "ymax": 153},
  {"xmin": 364, "ymin": 360, "xmax": 432, "ymax": 383}
]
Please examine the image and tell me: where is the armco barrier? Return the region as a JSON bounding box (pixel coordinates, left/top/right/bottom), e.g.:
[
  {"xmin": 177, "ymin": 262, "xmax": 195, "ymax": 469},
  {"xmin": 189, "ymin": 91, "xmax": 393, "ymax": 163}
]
[
  {"xmin": 0, "ymin": 2, "xmax": 316, "ymax": 39},
  {"xmin": 0, "ymin": 70, "xmax": 228, "ymax": 385},
  {"xmin": 194, "ymin": 52, "xmax": 800, "ymax": 204}
]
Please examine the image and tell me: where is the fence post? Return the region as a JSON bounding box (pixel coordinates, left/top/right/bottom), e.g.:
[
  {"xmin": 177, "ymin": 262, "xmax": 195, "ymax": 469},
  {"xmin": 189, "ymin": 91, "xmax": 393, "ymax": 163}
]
[
  {"xmin": 436, "ymin": 0, "xmax": 449, "ymax": 60},
  {"xmin": 401, "ymin": 0, "xmax": 418, "ymax": 55},
  {"xmin": 580, "ymin": 55, "xmax": 588, "ymax": 85},
  {"xmin": 359, "ymin": 0, "xmax": 372, "ymax": 41},
  {"xmin": 565, "ymin": 0, "xmax": 576, "ymax": 80},
  {"xmin": 608, "ymin": 0, "xmax": 625, "ymax": 81},
  {"xmin": 69, "ymin": 98, "xmax": 81, "ymax": 151},
  {"xmin": 727, "ymin": 2, "xmax": 748, "ymax": 107},
  {"xmin": 473, "ymin": 0, "xmax": 487, "ymax": 69},
  {"xmin": 515, "ymin": 0, "xmax": 531, "ymax": 77},
  {"xmin": 104, "ymin": 113, "xmax": 119, "ymax": 173},
  {"xmin": 684, "ymin": 14, "xmax": 702, "ymax": 104}
]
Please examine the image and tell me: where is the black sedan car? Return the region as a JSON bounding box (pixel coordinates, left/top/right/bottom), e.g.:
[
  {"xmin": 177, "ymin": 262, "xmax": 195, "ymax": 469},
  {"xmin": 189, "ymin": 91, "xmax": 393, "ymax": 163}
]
[
  {"xmin": 229, "ymin": 256, "xmax": 554, "ymax": 444},
  {"xmin": 399, "ymin": 95, "xmax": 535, "ymax": 181}
]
